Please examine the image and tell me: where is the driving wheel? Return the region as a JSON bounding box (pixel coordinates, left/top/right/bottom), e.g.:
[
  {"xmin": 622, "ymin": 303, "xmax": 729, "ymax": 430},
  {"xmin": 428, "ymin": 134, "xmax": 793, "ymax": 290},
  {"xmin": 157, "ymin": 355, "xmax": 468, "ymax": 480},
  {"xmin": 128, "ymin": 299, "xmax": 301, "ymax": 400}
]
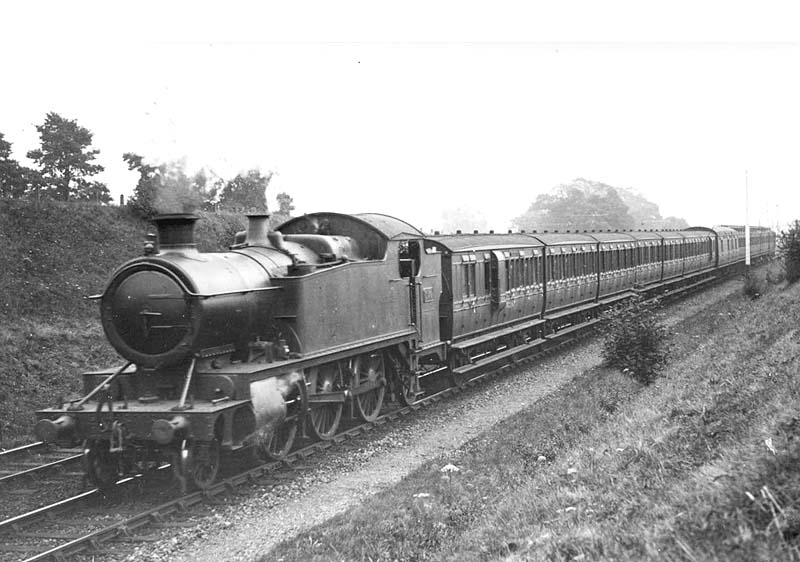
[
  {"xmin": 351, "ymin": 352, "xmax": 386, "ymax": 422},
  {"xmin": 308, "ymin": 364, "xmax": 344, "ymax": 440}
]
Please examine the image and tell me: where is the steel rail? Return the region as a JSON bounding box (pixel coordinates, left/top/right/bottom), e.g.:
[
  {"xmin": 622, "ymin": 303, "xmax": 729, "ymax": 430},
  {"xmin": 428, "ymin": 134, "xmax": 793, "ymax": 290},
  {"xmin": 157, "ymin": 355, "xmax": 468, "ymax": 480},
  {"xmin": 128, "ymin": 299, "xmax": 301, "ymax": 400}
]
[
  {"xmin": 0, "ymin": 489, "xmax": 99, "ymax": 534},
  {"xmin": 0, "ymin": 442, "xmax": 44, "ymax": 458},
  {"xmin": 0, "ymin": 453, "xmax": 83, "ymax": 485}
]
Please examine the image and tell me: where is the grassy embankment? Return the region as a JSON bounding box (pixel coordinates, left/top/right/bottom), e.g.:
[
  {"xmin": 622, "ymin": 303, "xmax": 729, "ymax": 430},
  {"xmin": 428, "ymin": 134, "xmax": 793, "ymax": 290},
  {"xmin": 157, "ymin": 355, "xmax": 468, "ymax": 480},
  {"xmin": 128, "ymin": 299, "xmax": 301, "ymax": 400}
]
[
  {"xmin": 0, "ymin": 199, "xmax": 247, "ymax": 446},
  {"xmin": 268, "ymin": 265, "xmax": 800, "ymax": 562}
]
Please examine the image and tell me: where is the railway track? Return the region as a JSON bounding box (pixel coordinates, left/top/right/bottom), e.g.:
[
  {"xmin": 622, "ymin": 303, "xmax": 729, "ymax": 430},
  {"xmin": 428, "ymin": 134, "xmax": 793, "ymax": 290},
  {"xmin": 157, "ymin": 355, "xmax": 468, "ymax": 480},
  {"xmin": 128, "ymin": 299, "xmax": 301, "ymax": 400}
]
[
  {"xmin": 0, "ymin": 444, "xmax": 83, "ymax": 487},
  {"xmin": 0, "ymin": 274, "xmax": 724, "ymax": 562}
]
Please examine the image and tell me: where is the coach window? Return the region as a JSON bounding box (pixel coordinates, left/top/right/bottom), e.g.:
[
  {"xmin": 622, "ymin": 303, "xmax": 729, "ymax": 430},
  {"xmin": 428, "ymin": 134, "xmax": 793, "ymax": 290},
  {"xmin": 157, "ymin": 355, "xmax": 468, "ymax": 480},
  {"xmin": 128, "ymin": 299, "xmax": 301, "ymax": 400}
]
[
  {"xmin": 521, "ymin": 256, "xmax": 529, "ymax": 286},
  {"xmin": 462, "ymin": 255, "xmax": 477, "ymax": 298},
  {"xmin": 508, "ymin": 258, "xmax": 514, "ymax": 290},
  {"xmin": 484, "ymin": 255, "xmax": 492, "ymax": 293},
  {"xmin": 468, "ymin": 262, "xmax": 476, "ymax": 296}
]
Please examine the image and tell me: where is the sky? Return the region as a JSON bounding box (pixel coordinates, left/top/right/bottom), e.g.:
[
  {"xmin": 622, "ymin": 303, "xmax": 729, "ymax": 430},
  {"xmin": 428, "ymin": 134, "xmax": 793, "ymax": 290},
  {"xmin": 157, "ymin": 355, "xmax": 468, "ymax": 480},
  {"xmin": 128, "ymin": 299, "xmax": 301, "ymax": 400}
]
[{"xmin": 1, "ymin": 1, "xmax": 798, "ymax": 233}]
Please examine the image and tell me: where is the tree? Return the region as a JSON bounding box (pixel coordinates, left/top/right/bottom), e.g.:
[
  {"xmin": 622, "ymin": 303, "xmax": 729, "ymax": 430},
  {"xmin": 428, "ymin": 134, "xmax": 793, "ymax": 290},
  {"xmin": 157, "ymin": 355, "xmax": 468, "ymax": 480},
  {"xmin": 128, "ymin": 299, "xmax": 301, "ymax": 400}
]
[
  {"xmin": 616, "ymin": 187, "xmax": 689, "ymax": 229},
  {"xmin": 0, "ymin": 132, "xmax": 40, "ymax": 198},
  {"xmin": 778, "ymin": 220, "xmax": 800, "ymax": 284},
  {"xmin": 124, "ymin": 155, "xmax": 218, "ymax": 218},
  {"xmin": 219, "ymin": 169, "xmax": 271, "ymax": 212},
  {"xmin": 26, "ymin": 112, "xmax": 109, "ymax": 202},
  {"xmin": 271, "ymin": 192, "xmax": 295, "ymax": 225},
  {"xmin": 123, "ymin": 152, "xmax": 160, "ymax": 217},
  {"xmin": 191, "ymin": 168, "xmax": 222, "ymax": 211},
  {"xmin": 514, "ymin": 178, "xmax": 636, "ymax": 233}
]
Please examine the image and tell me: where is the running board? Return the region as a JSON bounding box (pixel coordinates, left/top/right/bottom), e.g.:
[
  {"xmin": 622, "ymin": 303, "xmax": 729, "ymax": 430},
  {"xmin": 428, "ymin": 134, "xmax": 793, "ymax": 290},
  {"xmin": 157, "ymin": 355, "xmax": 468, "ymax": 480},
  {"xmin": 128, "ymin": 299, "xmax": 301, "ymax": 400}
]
[{"xmin": 452, "ymin": 337, "xmax": 547, "ymax": 376}]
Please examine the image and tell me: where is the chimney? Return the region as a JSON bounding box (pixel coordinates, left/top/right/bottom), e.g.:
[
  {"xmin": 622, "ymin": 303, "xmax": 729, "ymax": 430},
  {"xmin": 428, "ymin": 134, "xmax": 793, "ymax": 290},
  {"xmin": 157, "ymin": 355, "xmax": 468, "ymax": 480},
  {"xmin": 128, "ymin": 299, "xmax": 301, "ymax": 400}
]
[
  {"xmin": 245, "ymin": 214, "xmax": 271, "ymax": 246},
  {"xmin": 152, "ymin": 214, "xmax": 199, "ymax": 254}
]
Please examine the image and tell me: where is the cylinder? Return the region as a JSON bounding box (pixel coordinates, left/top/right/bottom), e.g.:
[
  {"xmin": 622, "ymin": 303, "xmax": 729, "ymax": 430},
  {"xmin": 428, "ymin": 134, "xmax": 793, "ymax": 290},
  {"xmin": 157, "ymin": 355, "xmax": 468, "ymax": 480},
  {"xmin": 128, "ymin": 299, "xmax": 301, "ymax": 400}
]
[{"xmin": 249, "ymin": 372, "xmax": 303, "ymax": 433}]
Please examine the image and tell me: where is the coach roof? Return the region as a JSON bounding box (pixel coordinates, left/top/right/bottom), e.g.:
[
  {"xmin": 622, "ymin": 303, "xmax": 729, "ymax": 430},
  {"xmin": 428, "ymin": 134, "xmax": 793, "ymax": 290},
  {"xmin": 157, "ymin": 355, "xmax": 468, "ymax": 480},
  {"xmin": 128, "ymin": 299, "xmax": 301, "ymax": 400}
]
[{"xmin": 427, "ymin": 233, "xmax": 543, "ymax": 252}]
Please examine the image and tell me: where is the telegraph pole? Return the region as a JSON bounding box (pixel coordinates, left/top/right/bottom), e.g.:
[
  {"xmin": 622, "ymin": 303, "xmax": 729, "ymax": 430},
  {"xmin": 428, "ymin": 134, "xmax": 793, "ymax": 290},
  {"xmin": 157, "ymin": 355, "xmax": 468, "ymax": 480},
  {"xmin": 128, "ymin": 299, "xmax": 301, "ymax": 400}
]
[{"xmin": 745, "ymin": 170, "xmax": 751, "ymax": 278}]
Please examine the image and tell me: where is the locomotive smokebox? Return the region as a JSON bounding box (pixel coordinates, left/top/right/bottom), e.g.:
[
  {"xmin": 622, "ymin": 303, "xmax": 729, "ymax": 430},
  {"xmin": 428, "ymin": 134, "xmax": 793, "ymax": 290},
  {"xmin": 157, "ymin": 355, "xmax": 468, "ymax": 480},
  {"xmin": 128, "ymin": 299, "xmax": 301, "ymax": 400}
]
[{"xmin": 100, "ymin": 213, "xmax": 288, "ymax": 369}]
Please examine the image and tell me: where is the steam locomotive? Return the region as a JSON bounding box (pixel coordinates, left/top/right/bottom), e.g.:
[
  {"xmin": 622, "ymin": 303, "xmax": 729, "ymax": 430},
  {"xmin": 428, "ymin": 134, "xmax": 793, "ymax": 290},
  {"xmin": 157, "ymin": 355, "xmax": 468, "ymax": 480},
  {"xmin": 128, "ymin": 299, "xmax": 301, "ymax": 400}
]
[{"xmin": 34, "ymin": 212, "xmax": 774, "ymax": 490}]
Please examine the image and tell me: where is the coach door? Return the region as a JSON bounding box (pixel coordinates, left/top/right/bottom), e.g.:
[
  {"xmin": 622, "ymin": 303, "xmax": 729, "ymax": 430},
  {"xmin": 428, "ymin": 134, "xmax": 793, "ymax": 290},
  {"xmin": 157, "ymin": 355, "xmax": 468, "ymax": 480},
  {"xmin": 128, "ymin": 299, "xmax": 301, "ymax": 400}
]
[{"xmin": 416, "ymin": 242, "xmax": 442, "ymax": 345}]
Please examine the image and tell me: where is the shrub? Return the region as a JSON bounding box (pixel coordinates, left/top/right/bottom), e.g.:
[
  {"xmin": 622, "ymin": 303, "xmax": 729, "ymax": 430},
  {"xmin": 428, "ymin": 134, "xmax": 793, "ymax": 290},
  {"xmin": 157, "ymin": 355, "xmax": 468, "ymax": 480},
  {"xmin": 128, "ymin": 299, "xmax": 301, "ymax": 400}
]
[
  {"xmin": 743, "ymin": 270, "xmax": 763, "ymax": 300},
  {"xmin": 765, "ymin": 262, "xmax": 786, "ymax": 285},
  {"xmin": 778, "ymin": 220, "xmax": 800, "ymax": 284},
  {"xmin": 602, "ymin": 295, "xmax": 669, "ymax": 385}
]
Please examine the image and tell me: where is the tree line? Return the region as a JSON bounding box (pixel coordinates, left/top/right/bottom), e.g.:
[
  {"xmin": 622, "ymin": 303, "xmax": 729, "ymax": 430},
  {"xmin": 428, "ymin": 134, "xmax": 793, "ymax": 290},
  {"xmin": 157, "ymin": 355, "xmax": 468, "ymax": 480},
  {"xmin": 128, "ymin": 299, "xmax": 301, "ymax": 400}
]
[
  {"xmin": 0, "ymin": 112, "xmax": 294, "ymax": 221},
  {"xmin": 512, "ymin": 178, "xmax": 689, "ymax": 233}
]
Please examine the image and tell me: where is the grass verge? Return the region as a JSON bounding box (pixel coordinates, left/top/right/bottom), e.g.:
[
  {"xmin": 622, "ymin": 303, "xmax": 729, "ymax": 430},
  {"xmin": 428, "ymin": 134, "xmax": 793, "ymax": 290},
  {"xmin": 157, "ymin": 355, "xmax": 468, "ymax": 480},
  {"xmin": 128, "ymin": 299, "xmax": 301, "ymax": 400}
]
[{"xmin": 266, "ymin": 272, "xmax": 800, "ymax": 562}]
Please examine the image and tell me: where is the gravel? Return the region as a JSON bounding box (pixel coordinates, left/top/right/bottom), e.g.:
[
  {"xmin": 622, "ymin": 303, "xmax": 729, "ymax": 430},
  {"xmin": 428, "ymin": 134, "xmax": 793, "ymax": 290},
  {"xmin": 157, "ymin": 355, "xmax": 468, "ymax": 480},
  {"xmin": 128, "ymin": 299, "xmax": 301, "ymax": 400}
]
[{"xmin": 123, "ymin": 280, "xmax": 741, "ymax": 562}]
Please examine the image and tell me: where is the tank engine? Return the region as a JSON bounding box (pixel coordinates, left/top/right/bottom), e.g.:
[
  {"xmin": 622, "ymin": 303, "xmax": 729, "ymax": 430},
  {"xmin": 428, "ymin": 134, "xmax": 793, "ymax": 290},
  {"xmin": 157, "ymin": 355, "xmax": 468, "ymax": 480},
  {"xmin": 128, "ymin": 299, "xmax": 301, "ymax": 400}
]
[{"xmin": 35, "ymin": 212, "xmax": 409, "ymax": 491}]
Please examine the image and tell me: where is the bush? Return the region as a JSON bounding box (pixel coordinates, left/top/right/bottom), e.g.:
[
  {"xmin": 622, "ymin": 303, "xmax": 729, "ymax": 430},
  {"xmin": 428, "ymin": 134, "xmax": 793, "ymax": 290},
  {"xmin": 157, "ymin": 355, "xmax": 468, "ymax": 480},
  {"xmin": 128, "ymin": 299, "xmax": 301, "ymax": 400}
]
[
  {"xmin": 743, "ymin": 270, "xmax": 764, "ymax": 300},
  {"xmin": 602, "ymin": 295, "xmax": 669, "ymax": 385},
  {"xmin": 779, "ymin": 220, "xmax": 800, "ymax": 284}
]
